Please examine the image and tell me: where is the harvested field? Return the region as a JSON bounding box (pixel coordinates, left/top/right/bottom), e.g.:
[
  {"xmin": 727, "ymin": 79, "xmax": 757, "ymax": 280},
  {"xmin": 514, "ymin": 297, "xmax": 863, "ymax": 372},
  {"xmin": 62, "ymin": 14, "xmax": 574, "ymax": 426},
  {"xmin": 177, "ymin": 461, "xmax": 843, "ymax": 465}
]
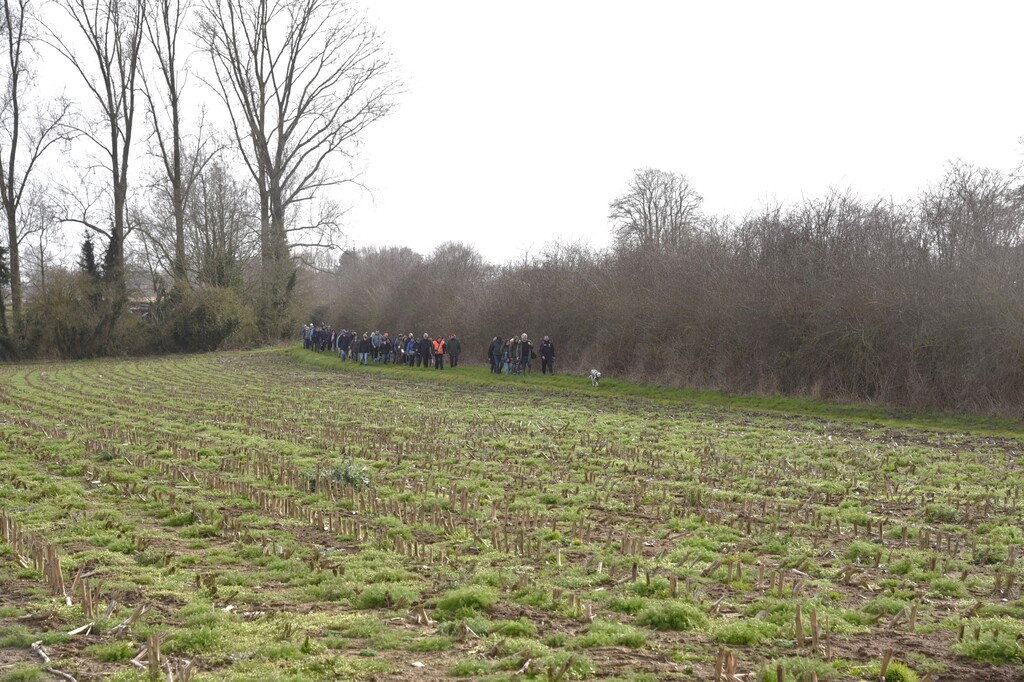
[{"xmin": 2, "ymin": 348, "xmax": 1024, "ymax": 681}]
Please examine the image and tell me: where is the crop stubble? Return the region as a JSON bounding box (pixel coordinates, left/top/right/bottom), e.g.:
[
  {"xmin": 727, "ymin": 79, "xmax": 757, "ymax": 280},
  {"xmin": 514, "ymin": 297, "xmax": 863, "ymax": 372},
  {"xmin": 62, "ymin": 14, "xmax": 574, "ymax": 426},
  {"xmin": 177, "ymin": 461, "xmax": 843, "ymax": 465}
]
[{"xmin": 1, "ymin": 351, "xmax": 1023, "ymax": 681}]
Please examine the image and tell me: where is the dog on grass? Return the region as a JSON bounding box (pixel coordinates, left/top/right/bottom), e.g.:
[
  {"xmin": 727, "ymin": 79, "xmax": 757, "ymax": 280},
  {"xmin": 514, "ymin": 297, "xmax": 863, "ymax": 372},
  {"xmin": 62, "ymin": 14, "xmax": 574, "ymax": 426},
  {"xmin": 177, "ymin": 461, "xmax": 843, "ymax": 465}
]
[{"xmin": 589, "ymin": 369, "xmax": 601, "ymax": 387}]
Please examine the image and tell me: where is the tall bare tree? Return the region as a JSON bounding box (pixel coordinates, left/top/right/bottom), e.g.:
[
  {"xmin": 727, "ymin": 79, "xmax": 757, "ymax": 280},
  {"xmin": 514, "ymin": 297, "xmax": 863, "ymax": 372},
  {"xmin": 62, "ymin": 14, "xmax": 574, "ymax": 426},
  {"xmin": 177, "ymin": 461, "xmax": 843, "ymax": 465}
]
[
  {"xmin": 141, "ymin": 0, "xmax": 213, "ymax": 287},
  {"xmin": 0, "ymin": 0, "xmax": 70, "ymax": 328},
  {"xmin": 197, "ymin": 0, "xmax": 397, "ymax": 336},
  {"xmin": 609, "ymin": 168, "xmax": 704, "ymax": 250},
  {"xmin": 48, "ymin": 0, "xmax": 146, "ymax": 291}
]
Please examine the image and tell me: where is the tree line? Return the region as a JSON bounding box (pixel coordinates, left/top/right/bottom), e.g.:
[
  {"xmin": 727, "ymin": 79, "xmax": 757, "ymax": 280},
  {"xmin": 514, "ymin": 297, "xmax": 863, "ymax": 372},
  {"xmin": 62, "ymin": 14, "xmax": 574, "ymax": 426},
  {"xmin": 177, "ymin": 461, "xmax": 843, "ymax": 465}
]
[
  {"xmin": 0, "ymin": 0, "xmax": 396, "ymax": 356},
  {"xmin": 310, "ymin": 163, "xmax": 1024, "ymax": 415}
]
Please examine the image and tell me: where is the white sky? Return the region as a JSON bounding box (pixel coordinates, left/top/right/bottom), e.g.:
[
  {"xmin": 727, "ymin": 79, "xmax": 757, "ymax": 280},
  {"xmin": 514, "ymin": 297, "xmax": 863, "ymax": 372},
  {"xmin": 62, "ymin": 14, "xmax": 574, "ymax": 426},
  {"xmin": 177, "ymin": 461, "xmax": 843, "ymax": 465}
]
[{"xmin": 347, "ymin": 0, "xmax": 1024, "ymax": 264}]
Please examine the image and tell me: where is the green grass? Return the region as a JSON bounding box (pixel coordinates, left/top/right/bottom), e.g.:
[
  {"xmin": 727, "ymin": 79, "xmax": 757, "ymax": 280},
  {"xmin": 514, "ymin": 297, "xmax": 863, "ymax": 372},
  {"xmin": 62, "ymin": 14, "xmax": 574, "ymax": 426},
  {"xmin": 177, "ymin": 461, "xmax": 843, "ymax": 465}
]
[
  {"xmin": 84, "ymin": 641, "xmax": 138, "ymax": 662},
  {"xmin": 434, "ymin": 586, "xmax": 498, "ymax": 620},
  {"xmin": 0, "ymin": 665, "xmax": 44, "ymax": 682},
  {"xmin": 572, "ymin": 620, "xmax": 647, "ymax": 648},
  {"xmin": 283, "ymin": 346, "xmax": 1024, "ymax": 438},
  {"xmin": 635, "ymin": 603, "xmax": 708, "ymax": 632}
]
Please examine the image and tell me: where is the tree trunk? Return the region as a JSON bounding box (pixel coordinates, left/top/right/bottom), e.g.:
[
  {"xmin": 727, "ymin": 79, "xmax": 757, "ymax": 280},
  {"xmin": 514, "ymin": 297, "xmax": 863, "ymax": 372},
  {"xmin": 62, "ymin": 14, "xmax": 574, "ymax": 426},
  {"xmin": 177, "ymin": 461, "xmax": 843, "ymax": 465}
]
[{"xmin": 5, "ymin": 203, "xmax": 20, "ymax": 327}]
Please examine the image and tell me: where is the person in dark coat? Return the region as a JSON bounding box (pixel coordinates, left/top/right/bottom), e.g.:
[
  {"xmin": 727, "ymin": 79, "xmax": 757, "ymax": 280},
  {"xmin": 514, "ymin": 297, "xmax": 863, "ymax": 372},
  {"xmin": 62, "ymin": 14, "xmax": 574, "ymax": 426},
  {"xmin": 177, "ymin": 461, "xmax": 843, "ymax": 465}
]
[
  {"xmin": 539, "ymin": 335, "xmax": 555, "ymax": 374},
  {"xmin": 488, "ymin": 336, "xmax": 503, "ymax": 372},
  {"xmin": 405, "ymin": 334, "xmax": 417, "ymax": 366},
  {"xmin": 357, "ymin": 333, "xmax": 371, "ymax": 365},
  {"xmin": 447, "ymin": 333, "xmax": 462, "ymax": 368},
  {"xmin": 519, "ymin": 333, "xmax": 533, "ymax": 374},
  {"xmin": 418, "ymin": 333, "xmax": 433, "ymax": 369}
]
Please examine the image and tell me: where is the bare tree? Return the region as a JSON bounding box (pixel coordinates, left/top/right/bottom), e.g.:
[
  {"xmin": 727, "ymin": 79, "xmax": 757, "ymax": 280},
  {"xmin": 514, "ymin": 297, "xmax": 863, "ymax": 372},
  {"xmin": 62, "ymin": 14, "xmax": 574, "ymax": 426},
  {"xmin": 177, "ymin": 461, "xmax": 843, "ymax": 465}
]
[
  {"xmin": 15, "ymin": 184, "xmax": 61, "ymax": 298},
  {"xmin": 197, "ymin": 0, "xmax": 397, "ymax": 336},
  {"xmin": 47, "ymin": 0, "xmax": 146, "ymax": 291},
  {"xmin": 141, "ymin": 0, "xmax": 216, "ymax": 287},
  {"xmin": 609, "ymin": 168, "xmax": 704, "ymax": 250},
  {"xmin": 186, "ymin": 158, "xmax": 258, "ymax": 287},
  {"xmin": 919, "ymin": 162, "xmax": 1024, "ymax": 273},
  {"xmin": 0, "ymin": 0, "xmax": 70, "ymax": 327}
]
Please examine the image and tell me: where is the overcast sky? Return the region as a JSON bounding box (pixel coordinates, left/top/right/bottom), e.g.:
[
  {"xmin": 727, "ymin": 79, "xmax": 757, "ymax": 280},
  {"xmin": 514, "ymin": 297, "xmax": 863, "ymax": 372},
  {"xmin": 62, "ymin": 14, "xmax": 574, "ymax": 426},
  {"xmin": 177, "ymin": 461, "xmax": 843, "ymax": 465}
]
[{"xmin": 344, "ymin": 1, "xmax": 1024, "ymax": 264}]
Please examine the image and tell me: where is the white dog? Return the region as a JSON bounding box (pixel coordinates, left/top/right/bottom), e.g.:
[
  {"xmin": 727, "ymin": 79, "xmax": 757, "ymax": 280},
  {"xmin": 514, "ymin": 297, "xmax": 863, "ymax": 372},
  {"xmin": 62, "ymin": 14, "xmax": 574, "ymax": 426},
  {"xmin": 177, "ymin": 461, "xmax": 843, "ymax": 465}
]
[{"xmin": 590, "ymin": 369, "xmax": 601, "ymax": 386}]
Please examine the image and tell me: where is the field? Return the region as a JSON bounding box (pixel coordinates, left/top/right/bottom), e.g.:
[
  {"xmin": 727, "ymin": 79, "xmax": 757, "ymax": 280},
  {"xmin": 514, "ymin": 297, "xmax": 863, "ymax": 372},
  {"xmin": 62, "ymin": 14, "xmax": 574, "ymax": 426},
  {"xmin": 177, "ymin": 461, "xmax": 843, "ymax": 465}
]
[{"xmin": 2, "ymin": 349, "xmax": 1024, "ymax": 682}]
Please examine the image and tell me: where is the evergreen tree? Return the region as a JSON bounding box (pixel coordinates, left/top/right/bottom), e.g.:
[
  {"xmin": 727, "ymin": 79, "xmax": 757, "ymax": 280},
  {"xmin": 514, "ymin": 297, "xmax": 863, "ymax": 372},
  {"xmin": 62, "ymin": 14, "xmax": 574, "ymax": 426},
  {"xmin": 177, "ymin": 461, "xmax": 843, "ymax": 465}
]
[
  {"xmin": 79, "ymin": 234, "xmax": 99, "ymax": 280},
  {"xmin": 101, "ymin": 237, "xmax": 117, "ymax": 282}
]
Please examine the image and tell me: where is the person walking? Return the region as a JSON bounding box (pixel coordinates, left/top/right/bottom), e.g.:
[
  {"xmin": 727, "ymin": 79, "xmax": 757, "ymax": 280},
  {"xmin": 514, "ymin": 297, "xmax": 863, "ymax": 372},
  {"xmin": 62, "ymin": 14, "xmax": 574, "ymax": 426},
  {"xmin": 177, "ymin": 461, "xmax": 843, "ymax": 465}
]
[
  {"xmin": 539, "ymin": 335, "xmax": 555, "ymax": 374},
  {"xmin": 406, "ymin": 334, "xmax": 417, "ymax": 366},
  {"xmin": 447, "ymin": 332, "xmax": 462, "ymax": 368},
  {"xmin": 342, "ymin": 329, "xmax": 354, "ymax": 361},
  {"xmin": 504, "ymin": 337, "xmax": 518, "ymax": 375},
  {"xmin": 519, "ymin": 333, "xmax": 533, "ymax": 374},
  {"xmin": 488, "ymin": 336, "xmax": 503, "ymax": 373},
  {"xmin": 357, "ymin": 333, "xmax": 371, "ymax": 365}
]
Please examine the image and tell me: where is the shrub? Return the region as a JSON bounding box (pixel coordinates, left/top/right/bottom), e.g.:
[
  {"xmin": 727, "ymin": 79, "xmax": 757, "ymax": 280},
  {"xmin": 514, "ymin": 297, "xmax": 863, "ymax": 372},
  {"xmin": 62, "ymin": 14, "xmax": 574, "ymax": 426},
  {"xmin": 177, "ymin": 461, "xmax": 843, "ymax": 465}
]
[{"xmin": 162, "ymin": 286, "xmax": 254, "ymax": 353}]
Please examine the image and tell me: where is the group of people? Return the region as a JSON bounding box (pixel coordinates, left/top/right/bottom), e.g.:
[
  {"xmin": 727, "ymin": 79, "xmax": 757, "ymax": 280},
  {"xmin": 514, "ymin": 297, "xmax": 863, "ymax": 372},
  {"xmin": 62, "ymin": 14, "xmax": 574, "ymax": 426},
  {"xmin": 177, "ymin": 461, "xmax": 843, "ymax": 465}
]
[
  {"xmin": 300, "ymin": 324, "xmax": 555, "ymax": 374},
  {"xmin": 487, "ymin": 334, "xmax": 556, "ymax": 375},
  {"xmin": 302, "ymin": 325, "xmax": 463, "ymax": 369}
]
